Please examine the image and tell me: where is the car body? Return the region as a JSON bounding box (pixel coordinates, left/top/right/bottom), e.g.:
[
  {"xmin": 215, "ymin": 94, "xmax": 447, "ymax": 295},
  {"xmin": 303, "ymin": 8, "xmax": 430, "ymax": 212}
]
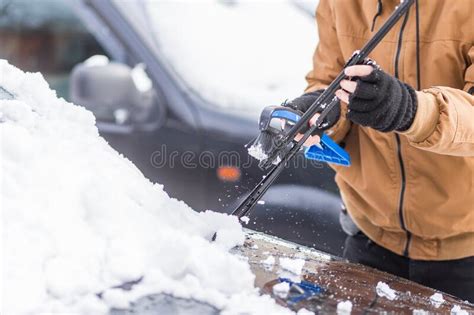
[
  {"xmin": 109, "ymin": 230, "xmax": 474, "ymax": 314},
  {"xmin": 2, "ymin": 4, "xmax": 473, "ymax": 313},
  {"xmin": 0, "ymin": 0, "xmax": 347, "ymax": 256}
]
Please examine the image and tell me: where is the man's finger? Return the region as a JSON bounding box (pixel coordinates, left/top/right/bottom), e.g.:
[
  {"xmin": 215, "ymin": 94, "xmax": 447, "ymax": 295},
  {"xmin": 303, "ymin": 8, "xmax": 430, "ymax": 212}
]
[
  {"xmin": 304, "ymin": 135, "xmax": 321, "ymax": 147},
  {"xmin": 335, "ymin": 89, "xmax": 350, "ymax": 103},
  {"xmin": 344, "ymin": 65, "xmax": 374, "ymax": 77},
  {"xmin": 340, "ymin": 79, "xmax": 357, "ymax": 93},
  {"xmin": 295, "ymin": 134, "xmax": 321, "ymax": 147},
  {"xmin": 309, "ymin": 113, "xmax": 320, "ymax": 126}
]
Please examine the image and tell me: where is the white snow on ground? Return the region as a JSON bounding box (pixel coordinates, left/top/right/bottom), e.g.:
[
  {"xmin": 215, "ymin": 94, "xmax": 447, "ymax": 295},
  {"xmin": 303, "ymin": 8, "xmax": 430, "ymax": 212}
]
[
  {"xmin": 261, "ymin": 256, "xmax": 276, "ymax": 270},
  {"xmin": 451, "ymin": 305, "xmax": 469, "ymax": 315},
  {"xmin": 278, "ymin": 257, "xmax": 306, "ymax": 282},
  {"xmin": 429, "ymin": 292, "xmax": 445, "ymax": 308},
  {"xmin": 272, "ymin": 282, "xmax": 290, "ymax": 299},
  {"xmin": 296, "ymin": 308, "xmax": 315, "ymax": 315},
  {"xmin": 0, "ymin": 60, "xmax": 293, "ymax": 315},
  {"xmin": 279, "ymin": 257, "xmax": 306, "ymax": 275},
  {"xmin": 144, "ymin": 0, "xmax": 320, "ymax": 117},
  {"xmin": 375, "ymin": 282, "xmax": 397, "ymax": 300},
  {"xmin": 337, "ymin": 300, "xmax": 353, "ymax": 314}
]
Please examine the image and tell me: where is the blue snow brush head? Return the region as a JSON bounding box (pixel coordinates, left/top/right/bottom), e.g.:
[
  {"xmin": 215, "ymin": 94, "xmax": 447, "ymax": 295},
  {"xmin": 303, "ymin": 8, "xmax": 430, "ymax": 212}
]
[{"xmin": 248, "ymin": 106, "xmax": 301, "ymax": 170}]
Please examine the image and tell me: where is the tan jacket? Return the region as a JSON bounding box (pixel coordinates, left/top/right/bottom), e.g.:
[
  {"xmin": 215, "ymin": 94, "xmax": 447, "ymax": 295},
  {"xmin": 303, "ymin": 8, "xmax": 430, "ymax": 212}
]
[{"xmin": 306, "ymin": 0, "xmax": 474, "ymax": 260}]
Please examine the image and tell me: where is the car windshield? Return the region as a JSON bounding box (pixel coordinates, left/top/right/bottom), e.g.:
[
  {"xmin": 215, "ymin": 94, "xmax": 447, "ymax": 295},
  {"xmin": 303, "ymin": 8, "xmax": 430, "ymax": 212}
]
[
  {"xmin": 110, "ymin": 293, "xmax": 219, "ymax": 315},
  {"xmin": 113, "ymin": 0, "xmax": 319, "ymax": 118}
]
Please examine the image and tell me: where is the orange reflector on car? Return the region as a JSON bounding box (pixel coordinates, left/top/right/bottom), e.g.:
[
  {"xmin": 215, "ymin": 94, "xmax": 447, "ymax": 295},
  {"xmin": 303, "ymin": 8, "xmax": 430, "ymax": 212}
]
[{"xmin": 217, "ymin": 166, "xmax": 241, "ymax": 182}]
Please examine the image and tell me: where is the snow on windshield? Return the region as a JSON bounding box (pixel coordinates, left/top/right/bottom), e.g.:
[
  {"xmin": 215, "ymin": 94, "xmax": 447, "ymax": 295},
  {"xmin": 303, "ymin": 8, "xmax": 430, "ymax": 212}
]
[
  {"xmin": 0, "ymin": 60, "xmax": 292, "ymax": 314},
  {"xmin": 144, "ymin": 0, "xmax": 319, "ymax": 117}
]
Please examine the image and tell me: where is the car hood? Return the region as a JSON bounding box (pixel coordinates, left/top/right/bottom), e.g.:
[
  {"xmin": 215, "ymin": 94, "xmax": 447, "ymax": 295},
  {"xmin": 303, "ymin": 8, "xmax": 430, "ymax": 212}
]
[{"xmin": 111, "ymin": 230, "xmax": 474, "ymax": 314}]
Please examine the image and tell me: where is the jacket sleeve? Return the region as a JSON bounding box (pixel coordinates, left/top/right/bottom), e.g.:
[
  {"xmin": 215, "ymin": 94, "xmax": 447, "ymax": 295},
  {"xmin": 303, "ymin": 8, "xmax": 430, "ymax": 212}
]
[
  {"xmin": 399, "ymin": 47, "xmax": 474, "ymax": 156},
  {"xmin": 304, "ymin": 0, "xmax": 351, "ymax": 143}
]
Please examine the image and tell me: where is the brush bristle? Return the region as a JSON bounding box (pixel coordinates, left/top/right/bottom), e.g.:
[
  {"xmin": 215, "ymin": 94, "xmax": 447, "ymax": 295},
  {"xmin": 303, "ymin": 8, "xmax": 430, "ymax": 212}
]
[
  {"xmin": 248, "ymin": 130, "xmax": 284, "ymax": 168},
  {"xmin": 256, "ymin": 130, "xmax": 276, "ymax": 155}
]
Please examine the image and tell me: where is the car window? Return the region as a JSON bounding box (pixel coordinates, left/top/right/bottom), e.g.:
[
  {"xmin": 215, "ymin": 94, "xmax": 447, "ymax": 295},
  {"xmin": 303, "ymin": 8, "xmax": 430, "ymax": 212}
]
[
  {"xmin": 0, "ymin": 0, "xmax": 109, "ymax": 101},
  {"xmin": 113, "ymin": 0, "xmax": 319, "ymax": 118}
]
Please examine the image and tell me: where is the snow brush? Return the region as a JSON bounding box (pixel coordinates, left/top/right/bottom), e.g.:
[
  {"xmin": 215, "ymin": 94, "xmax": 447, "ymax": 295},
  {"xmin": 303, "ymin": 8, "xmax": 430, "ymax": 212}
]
[
  {"xmin": 249, "ymin": 105, "xmax": 351, "ymax": 168},
  {"xmin": 211, "ymin": 0, "xmax": 415, "ymax": 242}
]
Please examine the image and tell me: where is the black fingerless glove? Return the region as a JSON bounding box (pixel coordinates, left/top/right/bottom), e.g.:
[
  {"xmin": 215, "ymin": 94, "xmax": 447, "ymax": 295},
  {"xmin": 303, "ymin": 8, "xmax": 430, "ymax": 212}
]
[
  {"xmin": 347, "ymin": 68, "xmax": 418, "ymax": 132},
  {"xmin": 285, "ymin": 90, "xmax": 341, "ymax": 131}
]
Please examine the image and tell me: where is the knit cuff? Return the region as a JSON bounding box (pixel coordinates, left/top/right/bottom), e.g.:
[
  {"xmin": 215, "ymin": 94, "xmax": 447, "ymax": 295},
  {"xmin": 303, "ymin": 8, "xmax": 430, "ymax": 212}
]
[
  {"xmin": 398, "ymin": 91, "xmax": 440, "ymax": 143},
  {"xmin": 396, "ymin": 83, "xmax": 418, "ymax": 132}
]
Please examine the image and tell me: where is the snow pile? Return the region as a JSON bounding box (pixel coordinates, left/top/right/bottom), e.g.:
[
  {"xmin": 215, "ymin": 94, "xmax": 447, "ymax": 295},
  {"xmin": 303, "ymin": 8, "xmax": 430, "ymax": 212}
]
[
  {"xmin": 272, "ymin": 282, "xmax": 290, "ymax": 299},
  {"xmin": 261, "ymin": 256, "xmax": 276, "ymax": 270},
  {"xmin": 280, "ymin": 257, "xmax": 306, "ymax": 275},
  {"xmin": 279, "ymin": 257, "xmax": 306, "ymax": 282},
  {"xmin": 375, "ymin": 282, "xmax": 397, "ymax": 300},
  {"xmin": 337, "ymin": 300, "xmax": 353, "ymax": 314},
  {"xmin": 0, "ymin": 60, "xmax": 291, "ymax": 314},
  {"xmin": 451, "ymin": 305, "xmax": 468, "ymax": 315},
  {"xmin": 429, "ymin": 293, "xmax": 445, "ymax": 308}
]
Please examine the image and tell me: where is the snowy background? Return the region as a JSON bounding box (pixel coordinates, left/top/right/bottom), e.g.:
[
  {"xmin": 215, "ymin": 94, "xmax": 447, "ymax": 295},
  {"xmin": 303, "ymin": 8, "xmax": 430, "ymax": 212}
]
[{"xmin": 141, "ymin": 0, "xmax": 319, "ymax": 117}]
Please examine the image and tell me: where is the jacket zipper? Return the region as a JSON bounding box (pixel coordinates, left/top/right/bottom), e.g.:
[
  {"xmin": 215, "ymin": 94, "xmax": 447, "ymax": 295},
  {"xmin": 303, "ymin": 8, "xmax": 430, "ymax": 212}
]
[{"xmin": 393, "ymin": 10, "xmax": 412, "ymax": 257}]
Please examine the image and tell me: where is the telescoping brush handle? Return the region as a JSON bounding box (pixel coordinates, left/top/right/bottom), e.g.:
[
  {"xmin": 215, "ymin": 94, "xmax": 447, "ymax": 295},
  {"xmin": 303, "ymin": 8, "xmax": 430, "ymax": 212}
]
[
  {"xmin": 210, "ymin": 0, "xmax": 416, "ymax": 239},
  {"xmin": 258, "ymin": 0, "xmax": 415, "ymax": 170},
  {"xmin": 286, "ymin": 0, "xmax": 415, "ymax": 143}
]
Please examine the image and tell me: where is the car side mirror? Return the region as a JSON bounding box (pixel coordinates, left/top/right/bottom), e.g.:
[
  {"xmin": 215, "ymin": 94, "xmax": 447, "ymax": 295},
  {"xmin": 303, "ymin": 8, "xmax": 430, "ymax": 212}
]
[{"xmin": 70, "ymin": 57, "xmax": 160, "ymax": 127}]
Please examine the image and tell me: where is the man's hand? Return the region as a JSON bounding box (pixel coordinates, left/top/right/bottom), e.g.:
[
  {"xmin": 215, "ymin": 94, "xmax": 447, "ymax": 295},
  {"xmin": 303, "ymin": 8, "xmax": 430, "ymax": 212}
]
[
  {"xmin": 335, "ymin": 65, "xmax": 373, "ymax": 103},
  {"xmin": 286, "ymin": 90, "xmax": 341, "ymax": 147},
  {"xmin": 335, "ymin": 65, "xmax": 418, "ymax": 132},
  {"xmin": 294, "ymin": 114, "xmax": 321, "ymax": 147}
]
